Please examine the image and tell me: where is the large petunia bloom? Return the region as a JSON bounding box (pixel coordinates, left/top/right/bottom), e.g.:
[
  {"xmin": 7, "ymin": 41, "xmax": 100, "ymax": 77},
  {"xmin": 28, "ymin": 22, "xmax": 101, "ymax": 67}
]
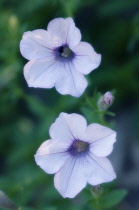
[
  {"xmin": 35, "ymin": 113, "xmax": 116, "ymax": 198},
  {"xmin": 20, "ymin": 17, "xmax": 101, "ymax": 97}
]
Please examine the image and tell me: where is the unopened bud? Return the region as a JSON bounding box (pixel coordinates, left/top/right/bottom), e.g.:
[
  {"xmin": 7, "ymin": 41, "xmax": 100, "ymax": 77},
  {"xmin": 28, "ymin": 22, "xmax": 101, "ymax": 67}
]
[{"xmin": 98, "ymin": 91, "xmax": 114, "ymax": 111}]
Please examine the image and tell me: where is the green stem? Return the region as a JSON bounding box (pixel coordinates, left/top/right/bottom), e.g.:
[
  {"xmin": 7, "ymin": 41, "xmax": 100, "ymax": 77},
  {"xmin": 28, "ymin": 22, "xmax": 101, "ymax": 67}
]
[
  {"xmin": 98, "ymin": 112, "xmax": 106, "ymax": 126},
  {"xmin": 92, "ymin": 198, "xmax": 103, "ymax": 210}
]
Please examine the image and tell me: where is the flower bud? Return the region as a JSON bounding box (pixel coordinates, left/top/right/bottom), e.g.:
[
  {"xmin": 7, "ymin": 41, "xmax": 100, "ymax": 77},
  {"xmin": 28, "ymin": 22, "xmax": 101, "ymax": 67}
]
[{"xmin": 98, "ymin": 91, "xmax": 114, "ymax": 111}]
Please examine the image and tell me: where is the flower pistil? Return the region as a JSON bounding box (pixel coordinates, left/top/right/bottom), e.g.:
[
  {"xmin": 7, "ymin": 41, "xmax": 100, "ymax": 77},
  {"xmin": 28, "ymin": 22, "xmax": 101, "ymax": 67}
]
[{"xmin": 55, "ymin": 45, "xmax": 74, "ymax": 60}]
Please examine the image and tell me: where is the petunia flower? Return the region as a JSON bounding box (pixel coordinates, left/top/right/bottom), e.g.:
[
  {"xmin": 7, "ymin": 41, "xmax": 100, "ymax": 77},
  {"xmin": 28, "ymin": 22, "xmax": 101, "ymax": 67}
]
[
  {"xmin": 35, "ymin": 113, "xmax": 116, "ymax": 198},
  {"xmin": 20, "ymin": 17, "xmax": 101, "ymax": 97}
]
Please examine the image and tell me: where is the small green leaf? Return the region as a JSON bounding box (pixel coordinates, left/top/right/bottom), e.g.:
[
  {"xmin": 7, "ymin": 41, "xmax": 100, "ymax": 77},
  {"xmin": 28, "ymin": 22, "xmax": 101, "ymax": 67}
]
[
  {"xmin": 106, "ymin": 111, "xmax": 116, "ymax": 117},
  {"xmin": 100, "ymin": 189, "xmax": 128, "ymax": 209}
]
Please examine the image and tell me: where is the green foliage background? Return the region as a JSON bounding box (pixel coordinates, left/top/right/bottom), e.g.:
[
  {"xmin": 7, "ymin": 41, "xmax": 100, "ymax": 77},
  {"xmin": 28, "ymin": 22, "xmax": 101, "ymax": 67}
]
[{"xmin": 0, "ymin": 0, "xmax": 139, "ymax": 209}]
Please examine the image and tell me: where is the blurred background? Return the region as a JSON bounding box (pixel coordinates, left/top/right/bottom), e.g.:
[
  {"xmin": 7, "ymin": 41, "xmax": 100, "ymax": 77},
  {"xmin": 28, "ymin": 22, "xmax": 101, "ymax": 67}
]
[{"xmin": 0, "ymin": 0, "xmax": 139, "ymax": 209}]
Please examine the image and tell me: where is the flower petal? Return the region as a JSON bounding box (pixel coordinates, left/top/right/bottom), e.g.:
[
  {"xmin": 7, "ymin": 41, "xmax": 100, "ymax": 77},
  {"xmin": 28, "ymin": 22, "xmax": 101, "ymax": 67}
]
[
  {"xmin": 84, "ymin": 123, "xmax": 116, "ymax": 157},
  {"xmin": 72, "ymin": 42, "xmax": 101, "ymax": 75},
  {"xmin": 20, "ymin": 29, "xmax": 55, "ymax": 60},
  {"xmin": 86, "ymin": 154, "xmax": 116, "ymax": 185},
  {"xmin": 34, "ymin": 140, "xmax": 69, "ymax": 174},
  {"xmin": 49, "ymin": 113, "xmax": 87, "ymax": 143},
  {"xmin": 54, "ymin": 157, "xmax": 89, "ymax": 198},
  {"xmin": 55, "ymin": 62, "xmax": 88, "ymax": 97},
  {"xmin": 47, "ymin": 17, "xmax": 81, "ymax": 48},
  {"xmin": 24, "ymin": 58, "xmax": 60, "ymax": 88}
]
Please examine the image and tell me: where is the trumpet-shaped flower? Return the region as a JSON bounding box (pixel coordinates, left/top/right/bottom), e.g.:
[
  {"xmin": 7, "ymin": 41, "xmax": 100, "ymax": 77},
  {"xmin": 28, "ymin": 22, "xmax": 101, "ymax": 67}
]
[
  {"xmin": 20, "ymin": 17, "xmax": 101, "ymax": 97},
  {"xmin": 35, "ymin": 113, "xmax": 116, "ymax": 198}
]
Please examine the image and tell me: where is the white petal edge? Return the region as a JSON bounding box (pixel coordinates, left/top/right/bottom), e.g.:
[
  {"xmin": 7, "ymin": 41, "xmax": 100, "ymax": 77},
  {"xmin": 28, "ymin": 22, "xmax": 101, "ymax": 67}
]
[
  {"xmin": 83, "ymin": 123, "xmax": 116, "ymax": 157},
  {"xmin": 89, "ymin": 132, "xmax": 116, "ymax": 157},
  {"xmin": 54, "ymin": 157, "xmax": 89, "ymax": 198},
  {"xmin": 86, "ymin": 154, "xmax": 116, "ymax": 185},
  {"xmin": 72, "ymin": 42, "xmax": 101, "ymax": 75},
  {"xmin": 47, "ymin": 17, "xmax": 81, "ymax": 48},
  {"xmin": 55, "ymin": 61, "xmax": 88, "ymax": 97},
  {"xmin": 24, "ymin": 58, "xmax": 60, "ymax": 88},
  {"xmin": 49, "ymin": 113, "xmax": 87, "ymax": 143},
  {"xmin": 20, "ymin": 29, "xmax": 55, "ymax": 60},
  {"xmin": 35, "ymin": 140, "xmax": 69, "ymax": 174}
]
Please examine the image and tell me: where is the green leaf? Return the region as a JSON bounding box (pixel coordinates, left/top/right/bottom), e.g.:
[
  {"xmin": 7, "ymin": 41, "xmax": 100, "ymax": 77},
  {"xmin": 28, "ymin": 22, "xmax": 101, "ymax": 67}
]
[
  {"xmin": 100, "ymin": 189, "xmax": 128, "ymax": 209},
  {"xmin": 106, "ymin": 111, "xmax": 116, "ymax": 117}
]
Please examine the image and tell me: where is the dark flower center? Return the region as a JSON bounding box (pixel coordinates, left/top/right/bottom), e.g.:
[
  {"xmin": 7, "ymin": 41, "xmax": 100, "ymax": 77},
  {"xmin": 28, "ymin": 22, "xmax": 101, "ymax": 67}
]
[
  {"xmin": 68, "ymin": 140, "xmax": 89, "ymax": 156},
  {"xmin": 55, "ymin": 45, "xmax": 74, "ymax": 60},
  {"xmin": 59, "ymin": 46, "xmax": 72, "ymax": 58}
]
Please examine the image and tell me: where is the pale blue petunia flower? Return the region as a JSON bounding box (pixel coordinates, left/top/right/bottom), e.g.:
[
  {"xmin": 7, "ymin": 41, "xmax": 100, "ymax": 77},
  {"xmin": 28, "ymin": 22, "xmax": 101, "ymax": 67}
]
[
  {"xmin": 35, "ymin": 113, "xmax": 116, "ymax": 198},
  {"xmin": 20, "ymin": 17, "xmax": 101, "ymax": 97}
]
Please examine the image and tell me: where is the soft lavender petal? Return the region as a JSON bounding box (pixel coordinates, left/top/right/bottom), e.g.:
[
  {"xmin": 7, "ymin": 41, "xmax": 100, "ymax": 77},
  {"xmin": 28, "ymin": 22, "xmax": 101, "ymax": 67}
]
[
  {"xmin": 72, "ymin": 42, "xmax": 101, "ymax": 75},
  {"xmin": 54, "ymin": 156, "xmax": 89, "ymax": 198},
  {"xmin": 86, "ymin": 154, "xmax": 116, "ymax": 185},
  {"xmin": 47, "ymin": 17, "xmax": 81, "ymax": 48},
  {"xmin": 49, "ymin": 113, "xmax": 87, "ymax": 143},
  {"xmin": 35, "ymin": 140, "xmax": 69, "ymax": 174},
  {"xmin": 83, "ymin": 123, "xmax": 116, "ymax": 157},
  {"xmin": 24, "ymin": 58, "xmax": 60, "ymax": 88},
  {"xmin": 20, "ymin": 29, "xmax": 55, "ymax": 60},
  {"xmin": 55, "ymin": 61, "xmax": 88, "ymax": 97}
]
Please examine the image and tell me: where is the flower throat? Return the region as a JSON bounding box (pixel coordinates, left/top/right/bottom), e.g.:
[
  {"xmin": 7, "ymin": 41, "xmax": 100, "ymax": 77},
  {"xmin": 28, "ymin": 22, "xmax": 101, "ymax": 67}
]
[
  {"xmin": 58, "ymin": 45, "xmax": 74, "ymax": 59},
  {"xmin": 68, "ymin": 140, "xmax": 89, "ymax": 156}
]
